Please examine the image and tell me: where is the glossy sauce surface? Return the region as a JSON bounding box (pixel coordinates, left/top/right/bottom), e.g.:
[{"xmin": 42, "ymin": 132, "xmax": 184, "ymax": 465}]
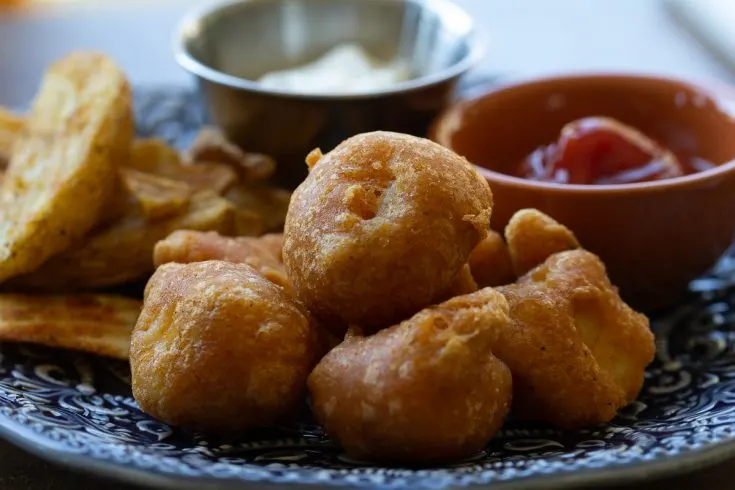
[{"xmin": 517, "ymin": 117, "xmax": 715, "ymax": 185}]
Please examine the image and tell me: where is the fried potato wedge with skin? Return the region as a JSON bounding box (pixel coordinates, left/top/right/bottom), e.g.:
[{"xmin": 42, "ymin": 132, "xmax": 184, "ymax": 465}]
[
  {"xmin": 505, "ymin": 209, "xmax": 580, "ymax": 276},
  {"xmin": 0, "ymin": 294, "xmax": 141, "ymax": 359},
  {"xmin": 226, "ymin": 183, "xmax": 291, "ymax": 233},
  {"xmin": 129, "ymin": 138, "xmax": 182, "ymax": 174},
  {"xmin": 0, "ymin": 108, "xmax": 23, "ymax": 167},
  {"xmin": 187, "ymin": 126, "xmax": 275, "ymax": 181},
  {"xmin": 13, "ymin": 191, "xmax": 235, "ymax": 290},
  {"xmin": 173, "ymin": 162, "xmax": 237, "ymax": 195},
  {"xmin": 0, "ymin": 52, "xmax": 133, "ymax": 282},
  {"xmin": 129, "ymin": 138, "xmax": 237, "ymax": 194},
  {"xmin": 121, "ymin": 168, "xmax": 192, "ymax": 221}
]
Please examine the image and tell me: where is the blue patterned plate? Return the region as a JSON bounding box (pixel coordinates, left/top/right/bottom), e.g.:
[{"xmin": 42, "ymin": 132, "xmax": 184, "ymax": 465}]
[{"xmin": 1, "ymin": 89, "xmax": 735, "ymax": 490}]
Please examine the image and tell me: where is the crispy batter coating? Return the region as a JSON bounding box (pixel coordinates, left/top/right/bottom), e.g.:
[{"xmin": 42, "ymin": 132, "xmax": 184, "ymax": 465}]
[
  {"xmin": 468, "ymin": 230, "xmax": 515, "ymax": 288},
  {"xmin": 505, "ymin": 209, "xmax": 580, "ymax": 276},
  {"xmin": 438, "ymin": 264, "xmax": 478, "ymax": 301},
  {"xmin": 284, "ymin": 131, "xmax": 493, "ymax": 332},
  {"xmin": 308, "ymin": 288, "xmax": 512, "ymax": 462},
  {"xmin": 495, "ymin": 250, "xmax": 654, "ymax": 429},
  {"xmin": 131, "ymin": 261, "xmax": 321, "ymax": 434},
  {"xmin": 153, "ymin": 230, "xmax": 290, "ymax": 292}
]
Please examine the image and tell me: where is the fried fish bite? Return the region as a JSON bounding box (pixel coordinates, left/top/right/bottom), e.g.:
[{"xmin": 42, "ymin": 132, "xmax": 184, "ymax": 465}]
[
  {"xmin": 495, "ymin": 250, "xmax": 655, "ymax": 429},
  {"xmin": 505, "ymin": 209, "xmax": 580, "ymax": 276},
  {"xmin": 131, "ymin": 261, "xmax": 321, "ymax": 434},
  {"xmin": 153, "ymin": 230, "xmax": 290, "ymax": 292},
  {"xmin": 284, "ymin": 131, "xmax": 493, "ymax": 333},
  {"xmin": 438, "ymin": 264, "xmax": 478, "ymax": 301},
  {"xmin": 468, "ymin": 230, "xmax": 515, "ymax": 288},
  {"xmin": 308, "ymin": 288, "xmax": 512, "ymax": 463}
]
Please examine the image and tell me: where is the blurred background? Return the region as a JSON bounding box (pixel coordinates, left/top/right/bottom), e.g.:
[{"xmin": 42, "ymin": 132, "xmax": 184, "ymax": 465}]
[{"xmin": 0, "ymin": 0, "xmax": 734, "ymax": 106}]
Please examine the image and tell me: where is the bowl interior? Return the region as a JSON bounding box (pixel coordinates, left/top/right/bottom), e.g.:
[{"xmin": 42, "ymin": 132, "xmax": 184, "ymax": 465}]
[
  {"xmin": 181, "ymin": 0, "xmax": 475, "ymax": 82},
  {"xmin": 434, "ymin": 75, "xmax": 735, "ymax": 177}
]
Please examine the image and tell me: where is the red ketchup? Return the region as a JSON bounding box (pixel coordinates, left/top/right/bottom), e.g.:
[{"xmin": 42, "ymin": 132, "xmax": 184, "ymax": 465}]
[{"xmin": 517, "ymin": 117, "xmax": 709, "ymax": 185}]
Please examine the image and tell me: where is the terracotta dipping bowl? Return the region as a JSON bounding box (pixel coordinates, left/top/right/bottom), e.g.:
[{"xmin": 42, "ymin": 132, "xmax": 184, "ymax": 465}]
[{"xmin": 430, "ymin": 74, "xmax": 735, "ymax": 311}]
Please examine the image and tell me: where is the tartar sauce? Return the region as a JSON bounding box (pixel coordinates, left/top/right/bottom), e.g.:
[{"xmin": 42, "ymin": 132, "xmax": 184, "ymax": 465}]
[{"xmin": 257, "ymin": 43, "xmax": 410, "ymax": 95}]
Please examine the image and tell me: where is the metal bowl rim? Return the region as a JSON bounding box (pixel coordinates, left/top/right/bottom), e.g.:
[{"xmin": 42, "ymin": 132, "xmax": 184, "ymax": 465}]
[{"xmin": 171, "ymin": 0, "xmax": 485, "ymax": 100}]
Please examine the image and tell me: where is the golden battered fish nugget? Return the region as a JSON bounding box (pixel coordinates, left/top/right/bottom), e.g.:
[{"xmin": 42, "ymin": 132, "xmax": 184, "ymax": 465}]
[
  {"xmin": 495, "ymin": 250, "xmax": 654, "ymax": 429},
  {"xmin": 308, "ymin": 288, "xmax": 512, "ymax": 463},
  {"xmin": 153, "ymin": 230, "xmax": 290, "ymax": 291},
  {"xmin": 438, "ymin": 264, "xmax": 478, "ymax": 301},
  {"xmin": 131, "ymin": 261, "xmax": 322, "ymax": 434},
  {"xmin": 469, "ymin": 230, "xmax": 515, "ymax": 288},
  {"xmin": 505, "ymin": 209, "xmax": 580, "ymax": 276},
  {"xmin": 284, "ymin": 131, "xmax": 493, "ymax": 332}
]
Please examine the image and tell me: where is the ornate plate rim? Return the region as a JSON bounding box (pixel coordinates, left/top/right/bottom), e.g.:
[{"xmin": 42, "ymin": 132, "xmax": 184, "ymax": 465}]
[{"xmin": 0, "ymin": 408, "xmax": 734, "ymax": 490}]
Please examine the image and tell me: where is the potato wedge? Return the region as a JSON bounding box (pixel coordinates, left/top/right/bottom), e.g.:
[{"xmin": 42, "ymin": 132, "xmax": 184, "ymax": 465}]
[
  {"xmin": 172, "ymin": 162, "xmax": 237, "ymax": 194},
  {"xmin": 187, "ymin": 126, "xmax": 275, "ymax": 181},
  {"xmin": 121, "ymin": 168, "xmax": 192, "ymax": 222},
  {"xmin": 128, "ymin": 138, "xmax": 181, "ymax": 175},
  {"xmin": 226, "ymin": 183, "xmax": 291, "ymax": 233},
  {"xmin": 0, "ymin": 294, "xmax": 140, "ymax": 359},
  {"xmin": 13, "ymin": 191, "xmax": 235, "ymax": 290},
  {"xmin": 129, "ymin": 138, "xmax": 237, "ymax": 194},
  {"xmin": 0, "ymin": 108, "xmax": 23, "ymax": 167},
  {"xmin": 233, "ymin": 208, "xmax": 264, "ymax": 236},
  {"xmin": 0, "ymin": 52, "xmax": 133, "ymax": 282}
]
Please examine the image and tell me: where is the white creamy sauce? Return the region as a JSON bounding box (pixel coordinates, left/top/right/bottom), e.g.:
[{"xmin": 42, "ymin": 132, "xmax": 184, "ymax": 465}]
[{"xmin": 257, "ymin": 43, "xmax": 411, "ymax": 94}]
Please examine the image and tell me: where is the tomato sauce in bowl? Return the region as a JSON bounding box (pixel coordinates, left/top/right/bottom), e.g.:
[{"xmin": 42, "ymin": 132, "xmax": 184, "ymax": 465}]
[
  {"xmin": 429, "ymin": 73, "xmax": 735, "ymax": 311},
  {"xmin": 516, "ymin": 116, "xmax": 716, "ymax": 185}
]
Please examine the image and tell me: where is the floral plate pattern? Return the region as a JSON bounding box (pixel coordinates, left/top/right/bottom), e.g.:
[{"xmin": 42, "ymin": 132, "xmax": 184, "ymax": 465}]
[{"xmin": 0, "ymin": 88, "xmax": 735, "ymax": 489}]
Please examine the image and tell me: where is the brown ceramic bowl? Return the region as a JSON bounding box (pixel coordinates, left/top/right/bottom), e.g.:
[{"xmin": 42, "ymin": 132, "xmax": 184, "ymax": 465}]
[{"xmin": 430, "ymin": 74, "xmax": 735, "ymax": 311}]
